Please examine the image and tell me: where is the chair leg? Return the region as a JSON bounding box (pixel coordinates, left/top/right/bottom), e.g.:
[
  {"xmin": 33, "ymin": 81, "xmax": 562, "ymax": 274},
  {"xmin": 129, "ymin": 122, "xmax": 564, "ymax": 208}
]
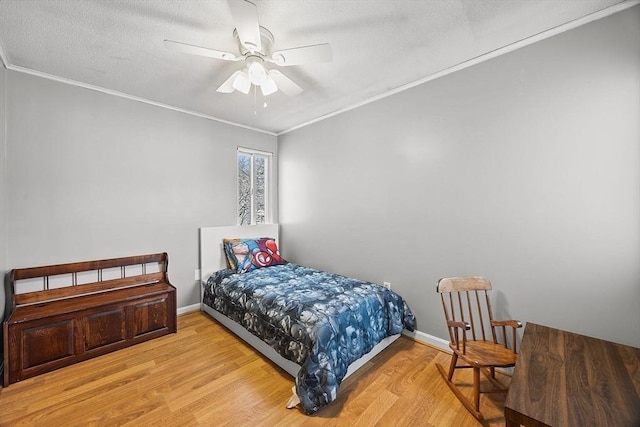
[
  {"xmin": 481, "ymin": 367, "xmax": 509, "ymax": 392},
  {"xmin": 447, "ymin": 353, "xmax": 458, "ymax": 381},
  {"xmin": 473, "ymin": 367, "xmax": 481, "ymax": 412}
]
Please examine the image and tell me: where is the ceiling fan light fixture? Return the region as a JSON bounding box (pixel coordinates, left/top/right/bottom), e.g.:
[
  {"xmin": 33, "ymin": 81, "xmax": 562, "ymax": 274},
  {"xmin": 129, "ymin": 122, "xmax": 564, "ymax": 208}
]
[
  {"xmin": 247, "ymin": 58, "xmax": 267, "ymax": 85},
  {"xmin": 232, "ymin": 71, "xmax": 251, "ymax": 94},
  {"xmin": 260, "ymin": 75, "xmax": 278, "ymax": 96}
]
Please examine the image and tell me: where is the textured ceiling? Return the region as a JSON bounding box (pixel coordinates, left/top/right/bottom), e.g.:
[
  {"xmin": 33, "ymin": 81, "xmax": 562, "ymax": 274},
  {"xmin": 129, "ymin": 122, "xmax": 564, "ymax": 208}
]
[{"xmin": 0, "ymin": 0, "xmax": 630, "ymax": 134}]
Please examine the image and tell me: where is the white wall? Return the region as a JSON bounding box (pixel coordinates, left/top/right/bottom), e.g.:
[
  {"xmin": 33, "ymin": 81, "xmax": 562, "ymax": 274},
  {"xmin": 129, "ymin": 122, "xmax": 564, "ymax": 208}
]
[
  {"xmin": 278, "ymin": 6, "xmax": 640, "ymax": 347},
  {"xmin": 3, "ymin": 70, "xmax": 277, "ymax": 312},
  {"xmin": 0, "ymin": 64, "xmax": 7, "ymax": 344}
]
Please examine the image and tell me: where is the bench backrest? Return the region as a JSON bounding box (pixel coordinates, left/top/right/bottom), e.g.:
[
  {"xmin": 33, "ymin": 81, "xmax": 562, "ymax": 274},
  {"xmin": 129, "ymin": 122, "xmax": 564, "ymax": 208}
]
[{"xmin": 9, "ymin": 253, "xmax": 169, "ymax": 309}]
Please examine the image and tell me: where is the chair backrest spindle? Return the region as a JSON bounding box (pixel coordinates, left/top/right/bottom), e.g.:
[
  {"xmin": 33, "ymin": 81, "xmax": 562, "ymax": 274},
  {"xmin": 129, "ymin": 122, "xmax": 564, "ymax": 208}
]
[
  {"xmin": 465, "ymin": 291, "xmax": 476, "ymax": 340},
  {"xmin": 475, "ymin": 290, "xmax": 486, "ymax": 341},
  {"xmin": 456, "ymin": 293, "xmax": 465, "ymax": 325},
  {"xmin": 485, "ymin": 290, "xmax": 498, "ymax": 343},
  {"xmin": 441, "ymin": 293, "xmax": 454, "ymax": 344}
]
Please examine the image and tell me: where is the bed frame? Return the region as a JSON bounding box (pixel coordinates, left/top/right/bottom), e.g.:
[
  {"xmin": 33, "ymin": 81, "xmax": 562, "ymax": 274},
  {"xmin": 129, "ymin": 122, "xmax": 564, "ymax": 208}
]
[{"xmin": 198, "ymin": 224, "xmax": 399, "ymax": 405}]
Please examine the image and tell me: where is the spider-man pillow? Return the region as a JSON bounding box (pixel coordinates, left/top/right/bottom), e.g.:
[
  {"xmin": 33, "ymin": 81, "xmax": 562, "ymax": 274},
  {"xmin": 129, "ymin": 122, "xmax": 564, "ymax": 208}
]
[{"xmin": 223, "ymin": 237, "xmax": 286, "ymax": 274}]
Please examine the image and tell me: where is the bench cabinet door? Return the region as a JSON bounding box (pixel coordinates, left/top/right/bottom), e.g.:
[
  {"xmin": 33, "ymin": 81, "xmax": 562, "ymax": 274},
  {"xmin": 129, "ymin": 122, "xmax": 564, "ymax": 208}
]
[
  {"xmin": 82, "ymin": 307, "xmax": 127, "ymax": 352},
  {"xmin": 5, "ymin": 316, "xmax": 80, "ymax": 384},
  {"xmin": 22, "ymin": 319, "xmax": 76, "ymax": 369},
  {"xmin": 132, "ymin": 294, "xmax": 171, "ymax": 337}
]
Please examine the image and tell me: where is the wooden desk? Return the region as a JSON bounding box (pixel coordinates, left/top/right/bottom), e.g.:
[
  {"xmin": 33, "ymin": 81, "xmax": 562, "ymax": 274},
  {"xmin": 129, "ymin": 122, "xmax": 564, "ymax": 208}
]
[{"xmin": 505, "ymin": 323, "xmax": 640, "ymax": 427}]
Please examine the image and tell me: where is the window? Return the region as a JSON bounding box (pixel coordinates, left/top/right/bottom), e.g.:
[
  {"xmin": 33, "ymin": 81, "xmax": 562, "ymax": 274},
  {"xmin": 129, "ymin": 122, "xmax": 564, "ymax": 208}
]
[{"xmin": 237, "ymin": 148, "xmax": 271, "ymax": 225}]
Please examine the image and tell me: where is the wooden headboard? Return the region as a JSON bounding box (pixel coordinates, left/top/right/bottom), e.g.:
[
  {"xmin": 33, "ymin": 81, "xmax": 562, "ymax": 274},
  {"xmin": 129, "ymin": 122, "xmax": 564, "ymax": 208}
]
[{"xmin": 198, "ymin": 224, "xmax": 280, "ymax": 285}]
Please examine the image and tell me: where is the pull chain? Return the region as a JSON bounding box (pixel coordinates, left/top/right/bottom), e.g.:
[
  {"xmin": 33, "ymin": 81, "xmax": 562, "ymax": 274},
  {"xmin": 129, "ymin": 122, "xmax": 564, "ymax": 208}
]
[{"xmin": 253, "ymin": 84, "xmax": 257, "ymax": 116}]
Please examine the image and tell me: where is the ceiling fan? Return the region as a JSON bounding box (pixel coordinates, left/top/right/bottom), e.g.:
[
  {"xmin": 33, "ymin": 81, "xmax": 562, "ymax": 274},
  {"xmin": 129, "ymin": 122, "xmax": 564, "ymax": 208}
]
[{"xmin": 164, "ymin": 0, "xmax": 332, "ymax": 97}]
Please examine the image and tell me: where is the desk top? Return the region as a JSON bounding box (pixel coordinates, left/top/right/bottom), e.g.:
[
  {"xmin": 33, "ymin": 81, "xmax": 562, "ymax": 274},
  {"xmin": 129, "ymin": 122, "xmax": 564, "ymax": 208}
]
[{"xmin": 505, "ymin": 322, "xmax": 640, "ymax": 427}]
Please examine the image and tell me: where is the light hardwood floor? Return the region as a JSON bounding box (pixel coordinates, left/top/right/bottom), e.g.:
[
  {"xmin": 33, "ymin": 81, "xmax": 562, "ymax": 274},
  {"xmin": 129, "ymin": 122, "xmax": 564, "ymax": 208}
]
[{"xmin": 0, "ymin": 312, "xmax": 509, "ymax": 426}]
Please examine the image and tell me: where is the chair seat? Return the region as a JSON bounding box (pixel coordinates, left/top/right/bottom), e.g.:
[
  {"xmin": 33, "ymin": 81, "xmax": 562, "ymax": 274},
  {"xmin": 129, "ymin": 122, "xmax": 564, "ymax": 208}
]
[{"xmin": 451, "ymin": 340, "xmax": 518, "ymax": 368}]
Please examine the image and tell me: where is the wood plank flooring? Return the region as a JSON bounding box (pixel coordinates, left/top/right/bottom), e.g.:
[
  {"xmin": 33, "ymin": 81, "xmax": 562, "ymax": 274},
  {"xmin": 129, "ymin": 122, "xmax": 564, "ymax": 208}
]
[{"xmin": 0, "ymin": 312, "xmax": 509, "ymax": 426}]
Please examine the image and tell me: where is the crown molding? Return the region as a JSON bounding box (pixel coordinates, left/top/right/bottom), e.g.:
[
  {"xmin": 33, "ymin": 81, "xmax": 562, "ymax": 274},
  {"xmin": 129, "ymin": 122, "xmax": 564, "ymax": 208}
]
[{"xmin": 4, "ymin": 64, "xmax": 277, "ymax": 136}]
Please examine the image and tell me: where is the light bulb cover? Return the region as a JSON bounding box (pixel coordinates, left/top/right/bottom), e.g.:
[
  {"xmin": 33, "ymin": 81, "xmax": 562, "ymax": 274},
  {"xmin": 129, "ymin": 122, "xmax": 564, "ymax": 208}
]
[
  {"xmin": 248, "ymin": 61, "xmax": 267, "ymax": 85},
  {"xmin": 232, "ymin": 71, "xmax": 251, "ymax": 94},
  {"xmin": 260, "ymin": 75, "xmax": 278, "ymax": 96}
]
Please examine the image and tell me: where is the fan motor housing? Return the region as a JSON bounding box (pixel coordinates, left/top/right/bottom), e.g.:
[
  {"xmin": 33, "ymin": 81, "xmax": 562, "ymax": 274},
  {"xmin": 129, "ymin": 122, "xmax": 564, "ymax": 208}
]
[{"xmin": 234, "ymin": 26, "xmax": 274, "ymax": 58}]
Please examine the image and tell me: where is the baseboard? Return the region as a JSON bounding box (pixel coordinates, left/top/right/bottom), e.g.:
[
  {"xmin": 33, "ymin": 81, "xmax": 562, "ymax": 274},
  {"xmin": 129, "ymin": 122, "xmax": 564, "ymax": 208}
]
[
  {"xmin": 403, "ymin": 329, "xmax": 450, "ymax": 352},
  {"xmin": 179, "ymin": 305, "xmax": 508, "ymax": 377},
  {"xmin": 403, "ymin": 330, "xmax": 514, "ymax": 375},
  {"xmin": 177, "ymin": 303, "xmax": 200, "ymax": 316}
]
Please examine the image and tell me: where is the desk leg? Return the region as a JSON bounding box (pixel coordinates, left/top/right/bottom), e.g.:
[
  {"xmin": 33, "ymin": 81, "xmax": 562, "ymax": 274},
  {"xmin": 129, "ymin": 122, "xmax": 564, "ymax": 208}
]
[{"xmin": 504, "ymin": 408, "xmax": 521, "ymax": 427}]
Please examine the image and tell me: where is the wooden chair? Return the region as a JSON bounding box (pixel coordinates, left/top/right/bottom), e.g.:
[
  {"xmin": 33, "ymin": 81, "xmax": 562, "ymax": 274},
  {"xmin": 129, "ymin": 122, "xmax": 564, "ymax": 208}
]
[{"xmin": 435, "ymin": 276, "xmax": 522, "ymax": 421}]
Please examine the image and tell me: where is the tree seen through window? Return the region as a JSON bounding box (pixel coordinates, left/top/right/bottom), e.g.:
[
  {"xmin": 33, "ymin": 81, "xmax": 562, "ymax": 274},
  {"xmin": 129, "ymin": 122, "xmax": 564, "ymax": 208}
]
[{"xmin": 238, "ymin": 150, "xmax": 269, "ymax": 225}]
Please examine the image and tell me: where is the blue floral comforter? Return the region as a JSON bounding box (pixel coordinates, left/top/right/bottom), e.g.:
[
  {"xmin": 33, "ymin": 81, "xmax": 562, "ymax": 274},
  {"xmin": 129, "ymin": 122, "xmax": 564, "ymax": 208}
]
[{"xmin": 203, "ymin": 263, "xmax": 415, "ymax": 414}]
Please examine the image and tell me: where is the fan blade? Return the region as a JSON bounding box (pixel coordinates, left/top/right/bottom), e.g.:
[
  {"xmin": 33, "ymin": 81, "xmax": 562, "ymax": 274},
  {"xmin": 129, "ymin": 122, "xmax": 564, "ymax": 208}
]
[
  {"xmin": 217, "ymin": 70, "xmax": 242, "ymax": 93},
  {"xmin": 271, "ymin": 43, "xmax": 332, "ymax": 66},
  {"xmin": 164, "ymin": 39, "xmax": 238, "ymax": 61},
  {"xmin": 228, "ymin": 0, "xmax": 261, "ymax": 52},
  {"xmin": 268, "ymin": 70, "xmax": 302, "ymax": 96}
]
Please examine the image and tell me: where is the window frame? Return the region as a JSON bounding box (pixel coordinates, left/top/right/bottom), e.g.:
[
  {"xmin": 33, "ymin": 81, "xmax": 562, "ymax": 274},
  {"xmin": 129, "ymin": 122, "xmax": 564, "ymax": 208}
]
[{"xmin": 237, "ymin": 147, "xmax": 272, "ymax": 225}]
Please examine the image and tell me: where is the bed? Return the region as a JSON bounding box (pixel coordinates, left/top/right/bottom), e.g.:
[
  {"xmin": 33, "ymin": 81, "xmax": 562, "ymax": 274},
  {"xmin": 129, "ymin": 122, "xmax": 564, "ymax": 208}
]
[{"xmin": 199, "ymin": 224, "xmax": 415, "ymax": 414}]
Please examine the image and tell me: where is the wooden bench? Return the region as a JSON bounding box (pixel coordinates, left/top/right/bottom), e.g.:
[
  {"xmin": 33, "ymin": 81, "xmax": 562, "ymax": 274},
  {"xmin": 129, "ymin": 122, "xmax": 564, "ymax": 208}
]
[{"xmin": 3, "ymin": 253, "xmax": 177, "ymax": 386}]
